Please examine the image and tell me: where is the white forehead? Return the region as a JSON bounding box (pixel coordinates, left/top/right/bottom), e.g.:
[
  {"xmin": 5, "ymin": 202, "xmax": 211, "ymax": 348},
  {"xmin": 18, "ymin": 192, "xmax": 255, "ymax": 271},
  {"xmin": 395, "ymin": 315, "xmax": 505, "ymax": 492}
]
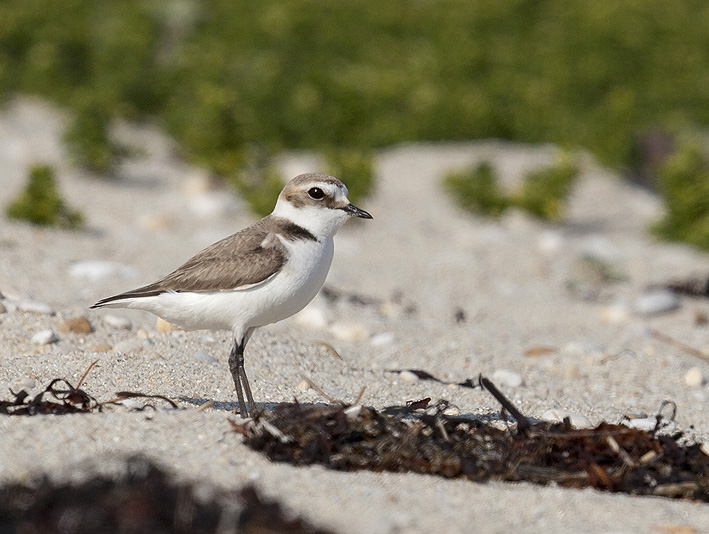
[
  {"xmin": 284, "ymin": 173, "xmax": 349, "ymax": 199},
  {"xmin": 316, "ymin": 180, "xmax": 348, "ymax": 199},
  {"xmin": 273, "ymin": 173, "xmax": 354, "ymax": 237}
]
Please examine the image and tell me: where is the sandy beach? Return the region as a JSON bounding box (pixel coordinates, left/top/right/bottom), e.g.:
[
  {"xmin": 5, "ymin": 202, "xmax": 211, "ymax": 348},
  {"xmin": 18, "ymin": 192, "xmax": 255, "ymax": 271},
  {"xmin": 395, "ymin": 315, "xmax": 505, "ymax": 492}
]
[{"xmin": 1, "ymin": 98, "xmax": 708, "ymax": 533}]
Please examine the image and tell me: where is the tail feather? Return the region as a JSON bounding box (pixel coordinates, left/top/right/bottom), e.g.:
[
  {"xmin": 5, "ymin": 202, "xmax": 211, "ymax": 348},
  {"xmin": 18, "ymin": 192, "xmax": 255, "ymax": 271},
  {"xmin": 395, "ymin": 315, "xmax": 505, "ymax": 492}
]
[{"xmin": 90, "ymin": 286, "xmax": 163, "ymax": 308}]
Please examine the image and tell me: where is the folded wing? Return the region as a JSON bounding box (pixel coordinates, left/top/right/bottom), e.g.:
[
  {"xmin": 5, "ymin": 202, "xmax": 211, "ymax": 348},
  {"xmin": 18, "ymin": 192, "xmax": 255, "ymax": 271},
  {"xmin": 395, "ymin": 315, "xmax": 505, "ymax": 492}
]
[{"xmin": 91, "ymin": 219, "xmax": 286, "ymax": 308}]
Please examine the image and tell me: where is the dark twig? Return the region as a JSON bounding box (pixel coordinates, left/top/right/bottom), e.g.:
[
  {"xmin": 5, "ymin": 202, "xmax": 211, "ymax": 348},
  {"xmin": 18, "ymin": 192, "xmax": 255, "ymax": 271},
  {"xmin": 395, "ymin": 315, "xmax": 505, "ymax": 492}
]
[
  {"xmin": 478, "ymin": 375, "xmax": 531, "ymax": 434},
  {"xmin": 102, "ymin": 391, "xmax": 178, "ymax": 409},
  {"xmin": 649, "ymin": 328, "xmax": 709, "ymax": 362}
]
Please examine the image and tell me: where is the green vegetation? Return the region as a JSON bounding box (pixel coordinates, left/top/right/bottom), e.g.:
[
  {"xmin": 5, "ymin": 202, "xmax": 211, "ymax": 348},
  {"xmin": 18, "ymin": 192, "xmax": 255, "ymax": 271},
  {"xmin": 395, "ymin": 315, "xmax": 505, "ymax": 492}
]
[
  {"xmin": 0, "ymin": 1, "xmax": 708, "ymax": 243},
  {"xmin": 64, "ymin": 96, "xmax": 125, "ymax": 173},
  {"xmin": 444, "ymin": 163, "xmax": 509, "ymax": 217},
  {"xmin": 652, "ymin": 139, "xmax": 709, "ymax": 250},
  {"xmin": 444, "ymin": 156, "xmax": 579, "ymax": 221},
  {"xmin": 515, "ymin": 156, "xmax": 579, "ymax": 220},
  {"xmin": 3, "ymin": 2, "xmax": 709, "ymax": 168},
  {"xmin": 234, "ymin": 146, "xmax": 286, "ymax": 217},
  {"xmin": 7, "ymin": 165, "xmax": 84, "ymax": 229},
  {"xmin": 324, "ymin": 148, "xmax": 375, "ymax": 205}
]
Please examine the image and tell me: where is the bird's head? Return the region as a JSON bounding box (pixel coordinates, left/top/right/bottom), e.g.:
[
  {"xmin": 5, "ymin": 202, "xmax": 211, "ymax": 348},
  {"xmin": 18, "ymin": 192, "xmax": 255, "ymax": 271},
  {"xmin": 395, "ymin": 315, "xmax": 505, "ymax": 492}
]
[{"xmin": 272, "ymin": 173, "xmax": 372, "ymax": 237}]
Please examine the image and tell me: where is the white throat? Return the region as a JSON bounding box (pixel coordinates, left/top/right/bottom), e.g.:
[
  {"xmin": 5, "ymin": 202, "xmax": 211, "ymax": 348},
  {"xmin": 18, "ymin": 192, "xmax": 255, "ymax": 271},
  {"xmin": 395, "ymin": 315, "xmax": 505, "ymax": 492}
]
[{"xmin": 272, "ymin": 198, "xmax": 350, "ymax": 238}]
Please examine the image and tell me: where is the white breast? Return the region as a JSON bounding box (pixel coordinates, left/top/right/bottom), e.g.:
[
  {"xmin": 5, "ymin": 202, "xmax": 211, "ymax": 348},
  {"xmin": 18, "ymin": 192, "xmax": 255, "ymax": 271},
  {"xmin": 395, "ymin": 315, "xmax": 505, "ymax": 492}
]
[
  {"xmin": 122, "ymin": 236, "xmax": 335, "ymax": 337},
  {"xmin": 252, "ymin": 234, "xmax": 334, "ymax": 325}
]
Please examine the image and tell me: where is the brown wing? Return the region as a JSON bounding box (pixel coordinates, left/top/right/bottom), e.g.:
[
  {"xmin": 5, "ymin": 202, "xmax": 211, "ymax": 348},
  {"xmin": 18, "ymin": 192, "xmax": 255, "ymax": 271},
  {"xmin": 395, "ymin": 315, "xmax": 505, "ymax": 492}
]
[{"xmin": 91, "ymin": 218, "xmax": 286, "ymax": 307}]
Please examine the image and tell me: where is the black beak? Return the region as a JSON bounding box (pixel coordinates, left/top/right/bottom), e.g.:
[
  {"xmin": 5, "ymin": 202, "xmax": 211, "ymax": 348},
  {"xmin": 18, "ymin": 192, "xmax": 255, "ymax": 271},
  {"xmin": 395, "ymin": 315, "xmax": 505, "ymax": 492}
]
[{"xmin": 342, "ymin": 203, "xmax": 373, "ymax": 219}]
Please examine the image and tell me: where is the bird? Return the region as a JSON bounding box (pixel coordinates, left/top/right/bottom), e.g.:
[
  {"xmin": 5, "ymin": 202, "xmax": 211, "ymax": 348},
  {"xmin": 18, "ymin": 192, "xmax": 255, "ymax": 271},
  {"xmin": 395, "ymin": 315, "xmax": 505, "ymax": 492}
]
[{"xmin": 91, "ymin": 173, "xmax": 372, "ymax": 416}]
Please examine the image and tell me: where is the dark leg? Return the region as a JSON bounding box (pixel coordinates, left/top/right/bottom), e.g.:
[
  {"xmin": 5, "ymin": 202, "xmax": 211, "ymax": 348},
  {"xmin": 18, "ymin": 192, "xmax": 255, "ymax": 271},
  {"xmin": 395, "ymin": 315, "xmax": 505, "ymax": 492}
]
[{"xmin": 228, "ymin": 337, "xmax": 255, "ymax": 417}]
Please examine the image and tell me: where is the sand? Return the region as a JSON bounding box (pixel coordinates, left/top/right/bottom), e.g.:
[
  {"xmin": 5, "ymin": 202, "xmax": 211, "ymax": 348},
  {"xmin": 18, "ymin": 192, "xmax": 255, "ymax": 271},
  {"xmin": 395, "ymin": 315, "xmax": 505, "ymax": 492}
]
[{"xmin": 1, "ymin": 98, "xmax": 708, "ymax": 533}]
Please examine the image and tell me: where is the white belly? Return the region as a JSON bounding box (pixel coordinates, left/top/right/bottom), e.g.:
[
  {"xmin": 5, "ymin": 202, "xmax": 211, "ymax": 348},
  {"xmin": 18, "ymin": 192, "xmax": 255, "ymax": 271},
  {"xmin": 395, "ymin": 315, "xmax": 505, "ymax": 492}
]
[{"xmin": 118, "ymin": 237, "xmax": 334, "ymax": 336}]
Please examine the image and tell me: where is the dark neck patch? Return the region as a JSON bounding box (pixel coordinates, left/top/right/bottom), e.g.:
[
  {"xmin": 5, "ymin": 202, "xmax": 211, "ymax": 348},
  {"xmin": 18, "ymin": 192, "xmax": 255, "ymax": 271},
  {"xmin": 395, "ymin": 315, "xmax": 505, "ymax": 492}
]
[{"xmin": 278, "ymin": 220, "xmax": 317, "ymax": 242}]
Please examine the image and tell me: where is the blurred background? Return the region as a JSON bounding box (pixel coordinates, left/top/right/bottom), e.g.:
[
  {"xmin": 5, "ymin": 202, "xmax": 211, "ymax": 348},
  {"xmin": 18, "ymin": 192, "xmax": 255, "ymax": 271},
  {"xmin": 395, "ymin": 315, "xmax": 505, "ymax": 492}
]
[{"xmin": 1, "ymin": 0, "xmax": 708, "ymax": 248}]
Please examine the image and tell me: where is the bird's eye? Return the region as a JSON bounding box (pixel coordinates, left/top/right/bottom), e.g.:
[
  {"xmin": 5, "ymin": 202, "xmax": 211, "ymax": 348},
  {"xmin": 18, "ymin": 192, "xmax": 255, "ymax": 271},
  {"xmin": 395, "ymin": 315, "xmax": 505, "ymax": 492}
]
[{"xmin": 308, "ymin": 187, "xmax": 325, "ymax": 200}]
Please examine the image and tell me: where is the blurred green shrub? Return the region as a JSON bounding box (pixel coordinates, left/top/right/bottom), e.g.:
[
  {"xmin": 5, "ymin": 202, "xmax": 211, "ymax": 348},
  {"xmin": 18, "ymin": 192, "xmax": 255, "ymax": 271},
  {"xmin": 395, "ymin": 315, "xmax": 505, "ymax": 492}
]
[
  {"xmin": 444, "ymin": 156, "xmax": 579, "ymax": 220},
  {"xmin": 515, "ymin": 156, "xmax": 580, "ymax": 220},
  {"xmin": 2, "ymin": 1, "xmax": 709, "ymax": 216},
  {"xmin": 230, "ymin": 145, "xmax": 284, "ymax": 217},
  {"xmin": 652, "ymin": 140, "xmax": 709, "ymax": 250},
  {"xmin": 324, "ymin": 147, "xmax": 374, "ymax": 203},
  {"xmin": 444, "ymin": 162, "xmax": 509, "ymax": 217},
  {"xmin": 6, "ymin": 164, "xmax": 84, "ymax": 229},
  {"xmin": 64, "ymin": 96, "xmax": 117, "ymax": 173},
  {"xmin": 237, "ymin": 169, "xmax": 285, "ymax": 217}
]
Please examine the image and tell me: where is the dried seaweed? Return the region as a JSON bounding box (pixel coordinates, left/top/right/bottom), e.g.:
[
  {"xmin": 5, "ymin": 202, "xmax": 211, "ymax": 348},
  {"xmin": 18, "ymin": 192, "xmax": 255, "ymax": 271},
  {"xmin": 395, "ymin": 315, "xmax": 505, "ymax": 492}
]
[
  {"xmin": 106, "ymin": 391, "xmax": 179, "ymax": 410},
  {"xmin": 0, "ymin": 361, "xmax": 178, "ymax": 416},
  {"xmin": 321, "ymin": 286, "xmax": 418, "ymax": 315},
  {"xmin": 662, "ymin": 275, "xmax": 709, "ymax": 298},
  {"xmin": 0, "ymin": 456, "xmax": 333, "ymax": 534},
  {"xmin": 387, "ymin": 368, "xmax": 480, "ymax": 389},
  {"xmin": 0, "ymin": 378, "xmax": 100, "ymax": 415},
  {"xmin": 234, "ymin": 377, "xmax": 709, "ymax": 502}
]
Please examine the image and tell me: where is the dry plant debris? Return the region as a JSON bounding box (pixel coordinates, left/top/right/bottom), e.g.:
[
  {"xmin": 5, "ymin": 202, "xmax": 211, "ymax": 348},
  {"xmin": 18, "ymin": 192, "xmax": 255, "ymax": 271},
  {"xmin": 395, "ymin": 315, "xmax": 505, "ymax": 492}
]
[
  {"xmin": 0, "ymin": 457, "xmax": 333, "ymax": 534},
  {"xmin": 233, "ymin": 376, "xmax": 709, "ymax": 502},
  {"xmin": 0, "ymin": 378, "xmax": 99, "ymax": 415},
  {"xmin": 0, "ymin": 361, "xmax": 100, "ymax": 415},
  {"xmin": 662, "ymin": 275, "xmax": 709, "ymax": 298},
  {"xmin": 0, "ymin": 361, "xmax": 177, "ymax": 415}
]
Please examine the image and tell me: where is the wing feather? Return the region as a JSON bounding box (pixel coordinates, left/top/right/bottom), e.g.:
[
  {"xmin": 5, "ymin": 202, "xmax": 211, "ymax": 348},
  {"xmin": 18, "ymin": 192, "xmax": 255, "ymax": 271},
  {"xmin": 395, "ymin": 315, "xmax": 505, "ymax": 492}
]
[{"xmin": 91, "ymin": 218, "xmax": 286, "ymax": 307}]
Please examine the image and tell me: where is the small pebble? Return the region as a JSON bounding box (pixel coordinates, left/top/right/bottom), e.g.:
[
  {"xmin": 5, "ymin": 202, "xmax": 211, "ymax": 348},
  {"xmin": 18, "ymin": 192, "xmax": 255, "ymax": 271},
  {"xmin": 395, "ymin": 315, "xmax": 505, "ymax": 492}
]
[
  {"xmin": 0, "ymin": 302, "xmax": 5, "ymax": 314},
  {"xmin": 344, "ymin": 405, "xmax": 362, "ymax": 419},
  {"xmin": 541, "ymin": 409, "xmax": 593, "ymax": 429},
  {"xmin": 14, "ymin": 377, "xmax": 36, "ymax": 390},
  {"xmin": 442, "ymin": 405, "xmax": 461, "ymax": 417},
  {"xmin": 684, "ymin": 367, "xmax": 705, "ymax": 388},
  {"xmin": 157, "ymin": 317, "xmax": 181, "ymax": 332},
  {"xmin": 182, "ymin": 171, "xmax": 215, "ymax": 195},
  {"xmin": 329, "ymin": 322, "xmax": 369, "ymax": 342},
  {"xmin": 492, "ymin": 369, "xmax": 524, "ymax": 388},
  {"xmin": 113, "ymin": 339, "xmax": 142, "ymax": 354},
  {"xmin": 295, "ymin": 305, "xmax": 329, "ymax": 329},
  {"xmin": 394, "ymin": 370, "xmax": 419, "ymax": 383},
  {"xmin": 103, "ymin": 314, "xmax": 132, "ymax": 330},
  {"xmin": 68, "ymin": 260, "xmax": 138, "ymax": 281},
  {"xmin": 379, "ymin": 301, "xmax": 401, "ymax": 319},
  {"xmin": 600, "ymin": 301, "xmax": 631, "ymax": 323},
  {"xmin": 17, "ymin": 299, "xmax": 54, "ymax": 315},
  {"xmin": 188, "ymin": 191, "xmax": 237, "ymax": 218},
  {"xmin": 120, "ymin": 398, "xmax": 148, "ymax": 410},
  {"xmin": 295, "ymin": 379, "xmax": 311, "ymax": 392},
  {"xmin": 139, "ymin": 214, "xmax": 175, "ymax": 231},
  {"xmin": 0, "ymin": 287, "xmax": 27, "ymax": 301},
  {"xmin": 193, "ymin": 351, "xmax": 218, "ymax": 364},
  {"xmin": 87, "ymin": 345, "xmax": 113, "ymax": 352},
  {"xmin": 622, "ymin": 416, "xmax": 676, "ymax": 434},
  {"xmin": 537, "ymin": 231, "xmax": 564, "ymax": 253},
  {"xmin": 199, "ymin": 334, "xmax": 218, "ymax": 344},
  {"xmin": 315, "ymin": 342, "xmax": 342, "ymax": 360},
  {"xmin": 370, "ymin": 332, "xmax": 396, "ymax": 346},
  {"xmin": 561, "ymin": 342, "xmax": 587, "ymax": 357},
  {"xmin": 633, "ymin": 289, "xmax": 680, "ymax": 316},
  {"xmin": 58, "ymin": 316, "xmax": 93, "ymax": 334},
  {"xmin": 524, "ymin": 345, "xmax": 557, "ymax": 357},
  {"xmin": 32, "ymin": 329, "xmax": 58, "ymax": 345}
]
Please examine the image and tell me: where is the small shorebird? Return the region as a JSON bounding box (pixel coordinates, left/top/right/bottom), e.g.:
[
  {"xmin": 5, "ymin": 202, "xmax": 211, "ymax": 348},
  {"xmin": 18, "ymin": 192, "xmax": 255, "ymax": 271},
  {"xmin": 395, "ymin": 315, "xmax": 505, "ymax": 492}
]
[{"xmin": 91, "ymin": 173, "xmax": 372, "ymax": 416}]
